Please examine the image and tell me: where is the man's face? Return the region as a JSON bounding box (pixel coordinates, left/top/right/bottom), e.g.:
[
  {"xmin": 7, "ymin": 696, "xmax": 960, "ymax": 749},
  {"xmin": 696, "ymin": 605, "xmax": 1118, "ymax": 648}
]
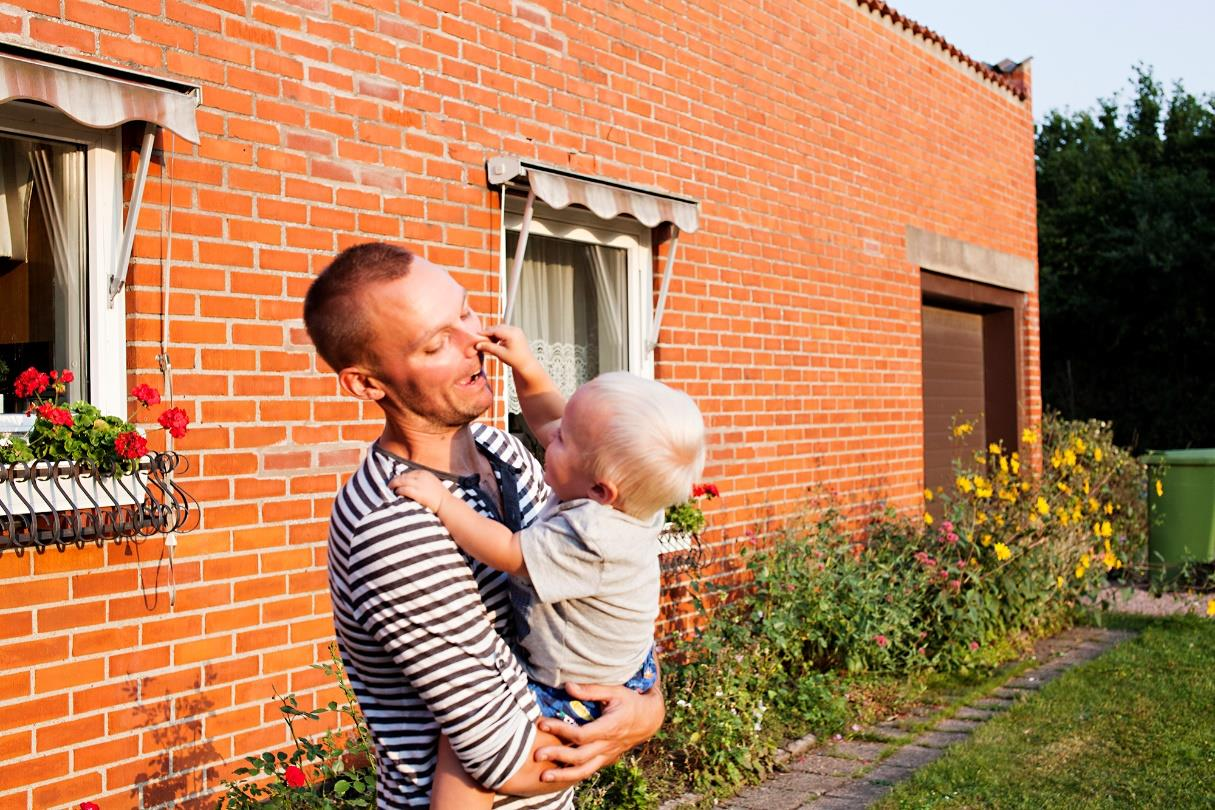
[{"xmin": 359, "ymin": 259, "xmax": 493, "ymax": 429}]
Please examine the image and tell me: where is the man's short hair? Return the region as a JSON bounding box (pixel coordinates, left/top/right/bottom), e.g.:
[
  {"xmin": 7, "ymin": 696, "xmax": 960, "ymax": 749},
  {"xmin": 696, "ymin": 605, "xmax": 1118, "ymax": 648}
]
[
  {"xmin": 303, "ymin": 242, "xmax": 414, "ymax": 371},
  {"xmin": 576, "ymin": 371, "xmax": 706, "ymax": 521}
]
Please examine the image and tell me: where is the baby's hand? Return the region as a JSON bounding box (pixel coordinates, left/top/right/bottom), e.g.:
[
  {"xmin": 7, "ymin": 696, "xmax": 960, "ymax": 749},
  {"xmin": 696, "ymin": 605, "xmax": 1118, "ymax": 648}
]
[
  {"xmin": 476, "ymin": 324, "xmax": 538, "ymax": 373},
  {"xmin": 390, "ymin": 470, "xmax": 450, "ymax": 515}
]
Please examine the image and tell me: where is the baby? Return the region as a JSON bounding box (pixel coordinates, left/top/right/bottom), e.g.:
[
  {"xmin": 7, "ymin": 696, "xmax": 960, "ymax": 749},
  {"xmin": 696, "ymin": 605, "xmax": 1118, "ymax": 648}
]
[{"xmin": 392, "ymin": 324, "xmax": 706, "ymax": 810}]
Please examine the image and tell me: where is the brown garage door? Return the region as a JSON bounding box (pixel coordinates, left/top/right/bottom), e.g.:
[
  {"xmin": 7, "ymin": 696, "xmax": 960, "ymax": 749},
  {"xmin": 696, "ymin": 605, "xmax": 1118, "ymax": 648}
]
[{"xmin": 922, "ymin": 304, "xmax": 986, "ymax": 495}]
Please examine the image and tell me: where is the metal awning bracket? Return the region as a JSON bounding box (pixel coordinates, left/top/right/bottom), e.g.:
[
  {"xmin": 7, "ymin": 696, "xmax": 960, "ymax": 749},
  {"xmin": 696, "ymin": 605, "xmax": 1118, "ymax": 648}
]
[{"xmin": 109, "ymin": 122, "xmax": 156, "ymax": 306}]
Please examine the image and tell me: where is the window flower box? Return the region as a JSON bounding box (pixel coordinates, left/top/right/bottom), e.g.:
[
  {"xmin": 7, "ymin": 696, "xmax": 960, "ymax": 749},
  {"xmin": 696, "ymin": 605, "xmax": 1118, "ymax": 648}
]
[
  {"xmin": 658, "ymin": 483, "xmax": 718, "ymax": 574},
  {"xmin": 0, "ymin": 367, "xmax": 196, "ymax": 551}
]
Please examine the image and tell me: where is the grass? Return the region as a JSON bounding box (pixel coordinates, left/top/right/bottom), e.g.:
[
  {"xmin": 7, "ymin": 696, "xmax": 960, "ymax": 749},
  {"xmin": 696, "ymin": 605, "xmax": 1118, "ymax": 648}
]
[{"xmin": 872, "ymin": 613, "xmax": 1215, "ymax": 809}]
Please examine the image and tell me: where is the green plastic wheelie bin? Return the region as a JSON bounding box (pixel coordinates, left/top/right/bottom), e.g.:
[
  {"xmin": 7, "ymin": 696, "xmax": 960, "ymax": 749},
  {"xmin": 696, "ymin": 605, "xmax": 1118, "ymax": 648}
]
[{"xmin": 1142, "ymin": 449, "xmax": 1215, "ymax": 577}]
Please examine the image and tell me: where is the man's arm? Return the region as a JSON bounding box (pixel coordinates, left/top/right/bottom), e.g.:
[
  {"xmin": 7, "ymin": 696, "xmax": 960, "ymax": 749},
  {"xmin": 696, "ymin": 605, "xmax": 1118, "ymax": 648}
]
[
  {"xmin": 478, "ymin": 324, "xmax": 565, "ymax": 447},
  {"xmin": 391, "ymin": 469, "xmax": 527, "ymax": 576}
]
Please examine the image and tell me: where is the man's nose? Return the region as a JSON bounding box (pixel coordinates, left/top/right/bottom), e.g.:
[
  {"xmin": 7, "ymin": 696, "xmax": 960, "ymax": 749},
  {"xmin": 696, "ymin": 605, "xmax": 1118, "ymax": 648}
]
[{"xmin": 455, "ymin": 324, "xmax": 481, "ymax": 354}]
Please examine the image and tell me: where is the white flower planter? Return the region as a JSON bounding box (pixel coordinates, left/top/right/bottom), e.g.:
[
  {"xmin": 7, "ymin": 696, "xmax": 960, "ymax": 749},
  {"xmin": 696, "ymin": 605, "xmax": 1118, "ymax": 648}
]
[{"xmin": 0, "ymin": 460, "xmax": 142, "ymax": 518}]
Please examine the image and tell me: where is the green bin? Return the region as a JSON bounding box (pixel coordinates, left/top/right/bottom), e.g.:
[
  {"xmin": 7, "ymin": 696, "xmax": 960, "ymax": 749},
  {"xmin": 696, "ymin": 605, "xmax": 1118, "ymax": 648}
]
[{"xmin": 1142, "ymin": 449, "xmax": 1215, "ymax": 574}]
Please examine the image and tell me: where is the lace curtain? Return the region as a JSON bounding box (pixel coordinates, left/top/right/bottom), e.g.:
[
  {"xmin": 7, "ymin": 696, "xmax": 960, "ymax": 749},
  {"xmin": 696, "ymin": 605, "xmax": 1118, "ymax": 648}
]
[
  {"xmin": 0, "ymin": 135, "xmax": 86, "ymax": 405},
  {"xmin": 505, "ymin": 232, "xmax": 627, "ymax": 413}
]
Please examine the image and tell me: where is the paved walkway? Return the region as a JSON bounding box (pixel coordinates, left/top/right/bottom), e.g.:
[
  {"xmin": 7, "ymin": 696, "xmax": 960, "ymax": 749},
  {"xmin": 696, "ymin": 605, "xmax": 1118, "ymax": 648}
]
[{"xmin": 661, "ymin": 626, "xmax": 1136, "ymax": 810}]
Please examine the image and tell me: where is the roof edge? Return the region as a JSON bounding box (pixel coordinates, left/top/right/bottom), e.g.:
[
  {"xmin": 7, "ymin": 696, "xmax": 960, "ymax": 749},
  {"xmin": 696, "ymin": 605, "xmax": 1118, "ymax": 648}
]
[{"xmin": 854, "ymin": 1, "xmax": 1029, "ymax": 102}]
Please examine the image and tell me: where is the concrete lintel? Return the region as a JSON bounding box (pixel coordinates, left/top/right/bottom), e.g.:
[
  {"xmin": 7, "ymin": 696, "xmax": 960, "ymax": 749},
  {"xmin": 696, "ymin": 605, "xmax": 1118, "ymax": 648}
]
[{"xmin": 906, "ymin": 226, "xmax": 1036, "ymax": 293}]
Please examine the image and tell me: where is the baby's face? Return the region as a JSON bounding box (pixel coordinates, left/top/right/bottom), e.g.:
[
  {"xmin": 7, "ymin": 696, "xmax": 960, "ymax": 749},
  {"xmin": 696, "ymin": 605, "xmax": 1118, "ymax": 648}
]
[{"xmin": 543, "ymin": 388, "xmax": 603, "ymax": 502}]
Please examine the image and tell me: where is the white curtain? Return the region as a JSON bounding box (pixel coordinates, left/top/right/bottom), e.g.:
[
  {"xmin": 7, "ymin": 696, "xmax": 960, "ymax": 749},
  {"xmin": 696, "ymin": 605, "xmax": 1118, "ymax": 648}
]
[
  {"xmin": 0, "ymin": 138, "xmax": 29, "ymax": 260},
  {"xmin": 507, "ymin": 234, "xmax": 627, "ymax": 413},
  {"xmin": 27, "ymin": 142, "xmax": 86, "ymax": 386}
]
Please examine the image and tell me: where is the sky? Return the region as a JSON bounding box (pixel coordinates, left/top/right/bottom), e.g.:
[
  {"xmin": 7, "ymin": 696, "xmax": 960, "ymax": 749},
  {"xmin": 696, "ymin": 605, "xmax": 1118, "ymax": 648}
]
[{"xmin": 886, "ymin": 0, "xmax": 1215, "ymax": 121}]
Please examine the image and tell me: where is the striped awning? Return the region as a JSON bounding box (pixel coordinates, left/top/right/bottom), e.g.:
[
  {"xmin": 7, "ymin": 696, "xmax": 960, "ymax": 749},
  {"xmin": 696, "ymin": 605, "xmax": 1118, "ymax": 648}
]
[
  {"xmin": 487, "ymin": 156, "xmax": 699, "ymax": 233},
  {"xmin": 0, "ymin": 46, "xmax": 199, "ymax": 143}
]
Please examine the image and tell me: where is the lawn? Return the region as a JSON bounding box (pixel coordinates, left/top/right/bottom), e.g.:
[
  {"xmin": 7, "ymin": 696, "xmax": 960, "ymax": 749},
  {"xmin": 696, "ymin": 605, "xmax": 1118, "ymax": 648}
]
[{"xmin": 872, "ymin": 614, "xmax": 1215, "ymax": 809}]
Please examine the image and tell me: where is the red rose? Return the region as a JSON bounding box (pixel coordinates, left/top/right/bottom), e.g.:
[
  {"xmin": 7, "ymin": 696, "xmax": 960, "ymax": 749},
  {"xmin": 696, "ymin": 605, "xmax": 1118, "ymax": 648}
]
[
  {"xmin": 157, "ymin": 407, "xmax": 190, "ymax": 438},
  {"xmin": 284, "ymin": 764, "xmax": 306, "ymax": 788},
  {"xmin": 13, "ymin": 367, "xmax": 50, "ymax": 398},
  {"xmin": 130, "ymin": 383, "xmax": 161, "ymax": 407},
  {"xmin": 114, "ymin": 431, "xmax": 148, "ymax": 460},
  {"xmin": 35, "ymin": 403, "xmax": 74, "ymax": 428}
]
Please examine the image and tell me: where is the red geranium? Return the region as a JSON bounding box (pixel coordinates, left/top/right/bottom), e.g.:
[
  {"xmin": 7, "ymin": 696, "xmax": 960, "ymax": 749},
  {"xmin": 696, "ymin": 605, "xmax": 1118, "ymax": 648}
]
[
  {"xmin": 691, "ymin": 483, "xmax": 719, "ymax": 499},
  {"xmin": 284, "ymin": 764, "xmax": 307, "ymax": 788},
  {"xmin": 157, "ymin": 407, "xmax": 190, "ymax": 439},
  {"xmin": 13, "ymin": 367, "xmax": 50, "ymax": 398},
  {"xmin": 79, "ymin": 803, "xmax": 100, "ymax": 810},
  {"xmin": 131, "ymin": 383, "xmax": 161, "ymax": 407},
  {"xmin": 34, "ymin": 402, "xmax": 74, "ymax": 428},
  {"xmin": 114, "ymin": 431, "xmax": 148, "ymax": 460}
]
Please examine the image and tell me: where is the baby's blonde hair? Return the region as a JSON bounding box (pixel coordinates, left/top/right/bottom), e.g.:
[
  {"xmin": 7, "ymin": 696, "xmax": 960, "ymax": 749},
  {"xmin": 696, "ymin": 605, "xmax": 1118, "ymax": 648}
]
[{"xmin": 571, "ymin": 371, "xmax": 706, "ymax": 521}]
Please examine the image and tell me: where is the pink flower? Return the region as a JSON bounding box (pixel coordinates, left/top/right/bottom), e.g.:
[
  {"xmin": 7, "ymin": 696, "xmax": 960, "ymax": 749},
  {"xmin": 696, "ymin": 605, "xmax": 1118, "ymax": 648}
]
[
  {"xmin": 284, "ymin": 764, "xmax": 307, "ymax": 788},
  {"xmin": 14, "ymin": 367, "xmax": 50, "ymax": 398},
  {"xmin": 114, "ymin": 431, "xmax": 148, "ymax": 460},
  {"xmin": 157, "ymin": 407, "xmax": 190, "ymax": 439},
  {"xmin": 941, "ymin": 520, "xmax": 954, "ymax": 532},
  {"xmin": 874, "ymin": 634, "xmax": 888, "ymax": 648},
  {"xmin": 969, "ymin": 641, "xmax": 980, "ymax": 651},
  {"xmin": 130, "ymin": 383, "xmax": 161, "ymax": 407},
  {"xmin": 34, "ymin": 403, "xmax": 74, "ymax": 428}
]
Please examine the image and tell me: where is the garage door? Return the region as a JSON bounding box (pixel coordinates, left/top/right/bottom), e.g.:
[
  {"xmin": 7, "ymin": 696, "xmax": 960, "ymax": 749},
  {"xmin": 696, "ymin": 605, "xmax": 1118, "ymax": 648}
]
[{"xmin": 922, "ymin": 304, "xmax": 986, "ymax": 495}]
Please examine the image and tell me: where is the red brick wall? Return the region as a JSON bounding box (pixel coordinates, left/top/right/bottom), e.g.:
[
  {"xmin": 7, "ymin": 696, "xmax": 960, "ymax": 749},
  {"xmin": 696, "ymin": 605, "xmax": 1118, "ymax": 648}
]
[{"xmin": 0, "ymin": 1, "xmax": 1037, "ymax": 805}]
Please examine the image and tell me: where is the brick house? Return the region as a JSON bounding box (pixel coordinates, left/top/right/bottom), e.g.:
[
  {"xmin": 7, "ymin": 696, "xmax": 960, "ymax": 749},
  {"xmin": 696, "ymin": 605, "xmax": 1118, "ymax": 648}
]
[{"xmin": 0, "ymin": 0, "xmax": 1038, "ymax": 806}]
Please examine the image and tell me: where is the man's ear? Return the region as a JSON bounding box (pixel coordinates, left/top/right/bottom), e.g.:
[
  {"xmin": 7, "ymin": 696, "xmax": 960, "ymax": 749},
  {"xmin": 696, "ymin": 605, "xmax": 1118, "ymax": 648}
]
[
  {"xmin": 338, "ymin": 366, "xmax": 386, "ymax": 402},
  {"xmin": 588, "ymin": 480, "xmax": 619, "ymax": 507}
]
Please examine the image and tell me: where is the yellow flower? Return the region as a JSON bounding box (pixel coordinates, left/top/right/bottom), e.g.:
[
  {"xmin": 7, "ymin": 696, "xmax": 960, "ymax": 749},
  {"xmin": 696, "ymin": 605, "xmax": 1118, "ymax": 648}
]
[
  {"xmin": 989, "ymin": 443, "xmax": 1002, "ymax": 455},
  {"xmin": 1088, "ymin": 498, "xmax": 1100, "ymax": 513},
  {"xmin": 1036, "ymin": 496, "xmax": 1050, "ymax": 516},
  {"xmin": 1064, "ymin": 449, "xmax": 1077, "ymax": 467},
  {"xmin": 981, "ymin": 533, "xmax": 993, "ymax": 546},
  {"xmin": 1056, "ymin": 509, "xmax": 1070, "ymax": 526},
  {"xmin": 956, "ymin": 476, "xmax": 974, "ymax": 494},
  {"xmin": 1021, "ymin": 428, "xmax": 1038, "ymax": 444},
  {"xmin": 924, "ymin": 488, "xmax": 934, "ymax": 502},
  {"xmin": 1010, "ymin": 457, "xmax": 1021, "ymax": 475},
  {"xmin": 1098, "ymin": 521, "xmax": 1112, "ymax": 538},
  {"xmin": 994, "ymin": 543, "xmax": 1011, "ymax": 561},
  {"xmin": 1155, "ymin": 480, "xmax": 1164, "ymax": 497},
  {"xmin": 1020, "ymin": 481, "xmax": 1030, "ymax": 491},
  {"xmin": 1075, "ymin": 564, "xmax": 1086, "ymax": 579},
  {"xmin": 1093, "ymin": 447, "xmax": 1103, "ymax": 462},
  {"xmin": 995, "ymin": 515, "xmax": 1005, "ymax": 527},
  {"xmin": 1074, "ymin": 438, "xmax": 1086, "ymax": 453},
  {"xmin": 1207, "ymin": 599, "xmax": 1215, "ymax": 617},
  {"xmin": 976, "ymin": 511, "xmax": 987, "ymax": 524},
  {"xmin": 1102, "ymin": 550, "xmax": 1119, "ymax": 570},
  {"xmin": 1104, "ymin": 502, "xmax": 1114, "ymax": 515},
  {"xmin": 1056, "ymin": 575, "xmax": 1065, "ymax": 589},
  {"xmin": 923, "ymin": 512, "xmax": 934, "ymax": 526},
  {"xmin": 1057, "ymin": 481, "xmax": 1071, "ymax": 495},
  {"xmin": 1051, "ymin": 450, "xmax": 1063, "ymax": 469},
  {"xmin": 999, "ymin": 456, "xmax": 1009, "ymax": 473},
  {"xmin": 953, "ymin": 422, "xmax": 975, "ymax": 438}
]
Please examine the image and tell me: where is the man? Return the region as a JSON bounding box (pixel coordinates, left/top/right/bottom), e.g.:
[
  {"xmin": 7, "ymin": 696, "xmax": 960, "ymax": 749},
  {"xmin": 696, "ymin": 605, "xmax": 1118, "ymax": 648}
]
[{"xmin": 303, "ymin": 242, "xmax": 663, "ymax": 808}]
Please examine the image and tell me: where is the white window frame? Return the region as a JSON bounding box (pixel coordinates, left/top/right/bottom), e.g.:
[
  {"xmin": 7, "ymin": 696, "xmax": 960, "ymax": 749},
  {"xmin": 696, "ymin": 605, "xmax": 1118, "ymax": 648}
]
[
  {"xmin": 501, "ymin": 197, "xmax": 654, "ymax": 379},
  {"xmin": 0, "ymin": 102, "xmax": 125, "ymax": 416}
]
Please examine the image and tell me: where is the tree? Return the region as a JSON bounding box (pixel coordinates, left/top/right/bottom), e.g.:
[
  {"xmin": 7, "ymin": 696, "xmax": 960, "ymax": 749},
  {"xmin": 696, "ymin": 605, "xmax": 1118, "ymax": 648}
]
[{"xmin": 1037, "ymin": 66, "xmax": 1215, "ymax": 451}]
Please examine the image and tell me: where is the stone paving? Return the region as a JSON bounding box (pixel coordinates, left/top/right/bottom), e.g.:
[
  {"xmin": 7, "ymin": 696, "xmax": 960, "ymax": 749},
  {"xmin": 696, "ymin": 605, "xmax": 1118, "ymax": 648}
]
[{"xmin": 660, "ymin": 625, "xmax": 1136, "ymax": 810}]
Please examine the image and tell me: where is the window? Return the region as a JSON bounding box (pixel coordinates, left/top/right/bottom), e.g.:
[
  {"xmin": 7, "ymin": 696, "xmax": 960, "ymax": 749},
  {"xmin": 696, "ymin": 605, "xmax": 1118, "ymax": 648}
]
[
  {"xmin": 501, "ymin": 201, "xmax": 652, "ymax": 447},
  {"xmin": 0, "ymin": 103, "xmax": 123, "ymax": 414}
]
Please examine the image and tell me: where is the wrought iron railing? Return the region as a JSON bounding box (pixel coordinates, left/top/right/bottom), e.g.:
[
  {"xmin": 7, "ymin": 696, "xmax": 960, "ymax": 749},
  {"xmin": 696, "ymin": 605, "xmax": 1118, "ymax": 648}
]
[{"xmin": 0, "ymin": 452, "xmax": 197, "ymax": 552}]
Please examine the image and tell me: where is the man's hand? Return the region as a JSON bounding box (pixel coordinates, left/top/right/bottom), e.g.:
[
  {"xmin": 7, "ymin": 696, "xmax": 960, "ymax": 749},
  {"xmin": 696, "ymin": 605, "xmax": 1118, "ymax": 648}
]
[
  {"xmin": 532, "ymin": 681, "xmax": 665, "ymax": 783},
  {"xmin": 390, "ymin": 469, "xmax": 450, "ymax": 515}
]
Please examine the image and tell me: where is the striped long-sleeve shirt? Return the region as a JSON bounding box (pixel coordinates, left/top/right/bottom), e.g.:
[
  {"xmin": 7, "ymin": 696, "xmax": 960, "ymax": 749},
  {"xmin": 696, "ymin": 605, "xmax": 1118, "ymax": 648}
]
[{"xmin": 327, "ymin": 424, "xmax": 572, "ymax": 809}]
